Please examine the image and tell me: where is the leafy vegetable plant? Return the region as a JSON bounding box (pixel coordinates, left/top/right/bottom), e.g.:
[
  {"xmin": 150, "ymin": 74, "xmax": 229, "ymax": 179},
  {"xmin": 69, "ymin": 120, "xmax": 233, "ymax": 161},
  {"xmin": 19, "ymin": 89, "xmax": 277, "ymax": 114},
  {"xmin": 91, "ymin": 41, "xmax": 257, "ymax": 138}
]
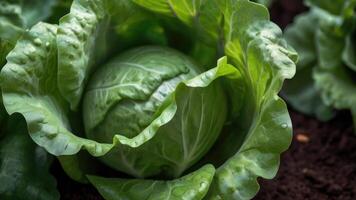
[
  {"xmin": 0, "ymin": 0, "xmax": 297, "ymax": 199},
  {"xmin": 283, "ymin": 0, "xmax": 356, "ymax": 127}
]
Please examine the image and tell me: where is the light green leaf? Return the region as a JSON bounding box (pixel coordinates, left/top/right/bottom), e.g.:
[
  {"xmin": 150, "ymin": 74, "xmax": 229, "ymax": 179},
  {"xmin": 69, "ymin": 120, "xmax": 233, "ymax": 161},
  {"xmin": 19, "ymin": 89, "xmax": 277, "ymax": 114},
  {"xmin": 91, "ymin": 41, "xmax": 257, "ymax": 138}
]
[
  {"xmin": 57, "ymin": 0, "xmax": 107, "ymax": 110},
  {"xmin": 88, "ymin": 164, "xmax": 215, "ymax": 200},
  {"xmin": 204, "ymin": 1, "xmax": 296, "ymax": 199},
  {"xmin": 0, "ymin": 22, "xmax": 88, "ymax": 156},
  {"xmin": 0, "ymin": 114, "xmax": 59, "ymax": 200},
  {"xmin": 207, "ymin": 97, "xmax": 292, "ymax": 200},
  {"xmin": 133, "ymin": 0, "xmax": 222, "ymax": 44},
  {"xmin": 131, "ymin": 0, "xmax": 172, "ymax": 16}
]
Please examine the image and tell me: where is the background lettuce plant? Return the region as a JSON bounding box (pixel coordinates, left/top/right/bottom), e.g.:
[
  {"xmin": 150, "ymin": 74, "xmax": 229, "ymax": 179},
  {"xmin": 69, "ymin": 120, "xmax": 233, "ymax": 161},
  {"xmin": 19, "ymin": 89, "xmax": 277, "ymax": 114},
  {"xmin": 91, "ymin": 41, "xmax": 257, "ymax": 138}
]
[
  {"xmin": 283, "ymin": 0, "xmax": 356, "ymax": 127},
  {"xmin": 0, "ymin": 0, "xmax": 297, "ymax": 199}
]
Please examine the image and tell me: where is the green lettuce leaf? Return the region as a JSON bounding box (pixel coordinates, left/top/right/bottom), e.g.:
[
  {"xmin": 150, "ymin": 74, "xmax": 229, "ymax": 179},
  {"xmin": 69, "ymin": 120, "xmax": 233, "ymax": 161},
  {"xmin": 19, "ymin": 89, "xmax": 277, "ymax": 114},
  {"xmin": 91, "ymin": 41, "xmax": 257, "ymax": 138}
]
[
  {"xmin": 88, "ymin": 164, "xmax": 215, "ymax": 200},
  {"xmin": 204, "ymin": 1, "xmax": 296, "ymax": 199}
]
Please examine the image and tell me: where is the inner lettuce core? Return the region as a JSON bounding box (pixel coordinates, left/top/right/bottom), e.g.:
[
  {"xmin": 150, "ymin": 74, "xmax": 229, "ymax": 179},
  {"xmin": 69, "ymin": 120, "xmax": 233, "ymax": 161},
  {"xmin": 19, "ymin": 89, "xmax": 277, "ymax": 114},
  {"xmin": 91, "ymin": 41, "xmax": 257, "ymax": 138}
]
[{"xmin": 82, "ymin": 46, "xmax": 228, "ymax": 178}]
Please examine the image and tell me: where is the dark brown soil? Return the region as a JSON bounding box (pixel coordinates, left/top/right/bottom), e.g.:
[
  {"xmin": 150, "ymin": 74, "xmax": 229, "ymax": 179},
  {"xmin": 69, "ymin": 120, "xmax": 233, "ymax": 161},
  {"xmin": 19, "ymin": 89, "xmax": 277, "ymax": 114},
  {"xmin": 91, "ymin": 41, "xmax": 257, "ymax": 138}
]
[
  {"xmin": 255, "ymin": 111, "xmax": 356, "ymax": 200},
  {"xmin": 270, "ymin": 0, "xmax": 307, "ymax": 29},
  {"xmin": 53, "ymin": 167, "xmax": 104, "ymax": 200},
  {"xmin": 52, "ymin": 161, "xmax": 103, "ymax": 200}
]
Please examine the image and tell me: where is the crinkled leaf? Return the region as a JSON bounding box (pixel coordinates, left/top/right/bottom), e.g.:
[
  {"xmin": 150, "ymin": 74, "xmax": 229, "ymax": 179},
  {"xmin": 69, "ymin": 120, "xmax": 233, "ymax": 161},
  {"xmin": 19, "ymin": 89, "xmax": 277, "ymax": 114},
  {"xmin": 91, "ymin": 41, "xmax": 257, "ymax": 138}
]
[
  {"xmin": 57, "ymin": 0, "xmax": 107, "ymax": 110},
  {"xmin": 206, "ymin": 98, "xmax": 292, "ymax": 200},
  {"xmin": 0, "ymin": 114, "xmax": 59, "ymax": 200},
  {"xmin": 203, "ymin": 1, "xmax": 296, "ymax": 199},
  {"xmin": 88, "ymin": 164, "xmax": 215, "ymax": 200},
  {"xmin": 0, "ymin": 22, "xmax": 86, "ymax": 156}
]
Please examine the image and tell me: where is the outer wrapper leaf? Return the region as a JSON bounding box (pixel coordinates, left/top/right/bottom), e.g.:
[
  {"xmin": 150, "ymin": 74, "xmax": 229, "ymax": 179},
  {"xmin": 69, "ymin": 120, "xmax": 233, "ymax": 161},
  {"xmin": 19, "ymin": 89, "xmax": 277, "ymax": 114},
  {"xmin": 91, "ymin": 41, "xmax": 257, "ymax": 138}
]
[
  {"xmin": 88, "ymin": 164, "xmax": 215, "ymax": 200},
  {"xmin": 203, "ymin": 1, "xmax": 296, "ymax": 199}
]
